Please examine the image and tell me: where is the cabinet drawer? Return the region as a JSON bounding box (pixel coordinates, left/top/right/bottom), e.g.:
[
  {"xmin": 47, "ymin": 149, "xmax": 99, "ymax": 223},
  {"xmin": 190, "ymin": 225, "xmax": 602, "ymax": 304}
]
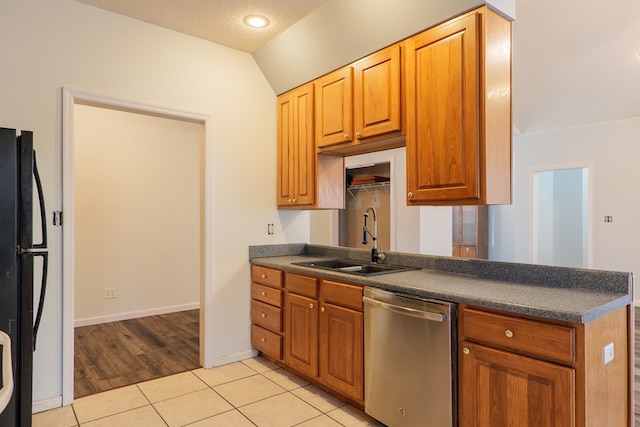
[
  {"xmin": 252, "ymin": 283, "xmax": 283, "ymax": 307},
  {"xmin": 287, "ymin": 273, "xmax": 318, "ymax": 297},
  {"xmin": 461, "ymin": 307, "xmax": 575, "ymax": 365},
  {"xmin": 320, "ymin": 280, "xmax": 363, "ymax": 311},
  {"xmin": 252, "ymin": 300, "xmax": 282, "ymax": 332},
  {"xmin": 252, "ymin": 265, "xmax": 283, "ymax": 288},
  {"xmin": 251, "ymin": 324, "xmax": 283, "ymax": 361}
]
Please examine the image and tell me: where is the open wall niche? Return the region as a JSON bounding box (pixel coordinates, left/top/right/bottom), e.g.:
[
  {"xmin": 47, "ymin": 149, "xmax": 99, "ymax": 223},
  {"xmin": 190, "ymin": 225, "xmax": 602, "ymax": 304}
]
[{"xmin": 340, "ymin": 163, "xmax": 391, "ymax": 252}]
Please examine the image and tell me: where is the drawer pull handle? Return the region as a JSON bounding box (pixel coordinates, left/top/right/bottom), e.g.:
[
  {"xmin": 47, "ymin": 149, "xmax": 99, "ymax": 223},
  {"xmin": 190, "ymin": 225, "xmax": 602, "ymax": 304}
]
[
  {"xmin": 261, "ymin": 291, "xmax": 266, "ymax": 296},
  {"xmin": 309, "ymin": 303, "xmax": 314, "ymax": 309},
  {"xmin": 321, "ymin": 307, "xmax": 325, "ymax": 313},
  {"xmin": 463, "ymin": 347, "xmax": 470, "ymax": 355},
  {"xmin": 505, "ymin": 330, "xmax": 514, "ymax": 338},
  {"xmin": 261, "ymin": 313, "xmax": 266, "ymax": 318}
]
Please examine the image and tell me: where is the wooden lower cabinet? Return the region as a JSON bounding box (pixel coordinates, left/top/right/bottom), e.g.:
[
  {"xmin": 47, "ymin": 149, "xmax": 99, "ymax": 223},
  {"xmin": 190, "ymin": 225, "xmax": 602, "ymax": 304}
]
[
  {"xmin": 285, "ymin": 292, "xmax": 318, "ymax": 377},
  {"xmin": 250, "ymin": 266, "xmax": 284, "ymax": 362},
  {"xmin": 281, "ymin": 273, "xmax": 365, "ymax": 406},
  {"xmin": 459, "ymin": 305, "xmax": 631, "ymax": 427},
  {"xmin": 319, "ymin": 302, "xmax": 364, "ymax": 402},
  {"xmin": 460, "ymin": 341, "xmax": 575, "ymax": 426}
]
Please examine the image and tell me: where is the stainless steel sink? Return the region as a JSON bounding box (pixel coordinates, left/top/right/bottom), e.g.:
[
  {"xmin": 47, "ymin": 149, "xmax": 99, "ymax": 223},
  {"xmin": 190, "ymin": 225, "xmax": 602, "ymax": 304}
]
[{"xmin": 292, "ymin": 259, "xmax": 417, "ymax": 276}]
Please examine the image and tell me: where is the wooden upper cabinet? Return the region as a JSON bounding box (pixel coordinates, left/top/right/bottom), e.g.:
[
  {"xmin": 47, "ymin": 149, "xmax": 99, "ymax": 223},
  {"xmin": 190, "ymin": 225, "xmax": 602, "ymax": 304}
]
[
  {"xmin": 315, "ymin": 67, "xmax": 353, "ymax": 148},
  {"xmin": 316, "ymin": 44, "xmax": 404, "ymax": 155},
  {"xmin": 405, "ymin": 7, "xmax": 512, "ymax": 205},
  {"xmin": 277, "ymin": 83, "xmax": 315, "ymax": 208},
  {"xmin": 353, "ymin": 44, "xmax": 402, "ymax": 140}
]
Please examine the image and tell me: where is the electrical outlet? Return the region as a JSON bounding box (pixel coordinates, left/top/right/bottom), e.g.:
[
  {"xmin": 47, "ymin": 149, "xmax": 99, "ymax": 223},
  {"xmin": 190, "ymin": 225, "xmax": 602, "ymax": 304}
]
[
  {"xmin": 104, "ymin": 288, "xmax": 115, "ymax": 299},
  {"xmin": 603, "ymin": 342, "xmax": 614, "ymax": 364},
  {"xmin": 604, "ymin": 215, "xmax": 613, "ymax": 223},
  {"xmin": 267, "ymin": 223, "xmax": 274, "ymax": 235}
]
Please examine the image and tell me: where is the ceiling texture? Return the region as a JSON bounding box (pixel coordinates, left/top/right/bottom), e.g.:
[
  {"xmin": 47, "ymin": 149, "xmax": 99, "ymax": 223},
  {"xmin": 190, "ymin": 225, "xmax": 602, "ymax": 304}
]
[
  {"xmin": 77, "ymin": 0, "xmax": 329, "ymax": 53},
  {"xmin": 78, "ymin": 0, "xmax": 640, "ymax": 135}
]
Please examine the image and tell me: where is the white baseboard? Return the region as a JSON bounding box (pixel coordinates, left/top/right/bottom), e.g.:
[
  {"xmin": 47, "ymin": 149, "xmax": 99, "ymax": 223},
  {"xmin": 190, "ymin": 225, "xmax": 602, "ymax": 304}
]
[
  {"xmin": 74, "ymin": 302, "xmax": 200, "ymax": 327},
  {"xmin": 33, "ymin": 396, "xmax": 63, "ymax": 414},
  {"xmin": 209, "ymin": 349, "xmax": 258, "ymax": 369}
]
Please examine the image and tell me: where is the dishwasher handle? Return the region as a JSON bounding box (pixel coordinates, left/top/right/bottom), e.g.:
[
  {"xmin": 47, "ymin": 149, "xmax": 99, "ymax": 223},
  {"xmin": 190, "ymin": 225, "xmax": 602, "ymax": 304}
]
[{"xmin": 363, "ymin": 296, "xmax": 446, "ymax": 322}]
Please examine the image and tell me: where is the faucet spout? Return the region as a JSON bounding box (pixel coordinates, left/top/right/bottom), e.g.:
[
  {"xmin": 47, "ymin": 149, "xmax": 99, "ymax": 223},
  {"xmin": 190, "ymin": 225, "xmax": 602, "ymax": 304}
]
[{"xmin": 363, "ymin": 206, "xmax": 385, "ymax": 263}]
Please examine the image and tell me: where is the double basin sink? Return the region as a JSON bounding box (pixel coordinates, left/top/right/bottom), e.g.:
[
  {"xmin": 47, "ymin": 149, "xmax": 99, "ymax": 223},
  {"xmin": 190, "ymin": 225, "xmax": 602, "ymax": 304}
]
[{"xmin": 292, "ymin": 259, "xmax": 417, "ymax": 277}]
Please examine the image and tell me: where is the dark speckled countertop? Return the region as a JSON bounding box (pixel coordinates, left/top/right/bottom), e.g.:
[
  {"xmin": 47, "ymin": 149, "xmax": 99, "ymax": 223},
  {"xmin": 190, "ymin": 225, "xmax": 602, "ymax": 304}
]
[{"xmin": 249, "ymin": 244, "xmax": 633, "ymax": 324}]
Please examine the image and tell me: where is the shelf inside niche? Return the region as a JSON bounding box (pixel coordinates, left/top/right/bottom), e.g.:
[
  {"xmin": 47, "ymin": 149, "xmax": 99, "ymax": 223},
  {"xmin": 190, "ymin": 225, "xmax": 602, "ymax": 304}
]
[{"xmin": 347, "ymin": 181, "xmax": 390, "ymax": 200}]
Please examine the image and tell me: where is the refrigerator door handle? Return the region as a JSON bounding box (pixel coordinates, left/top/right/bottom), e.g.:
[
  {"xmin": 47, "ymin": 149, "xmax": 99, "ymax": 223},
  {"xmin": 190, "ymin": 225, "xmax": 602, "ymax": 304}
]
[
  {"xmin": 31, "ymin": 150, "xmax": 47, "ymax": 250},
  {"xmin": 32, "ymin": 251, "xmax": 48, "ymax": 351}
]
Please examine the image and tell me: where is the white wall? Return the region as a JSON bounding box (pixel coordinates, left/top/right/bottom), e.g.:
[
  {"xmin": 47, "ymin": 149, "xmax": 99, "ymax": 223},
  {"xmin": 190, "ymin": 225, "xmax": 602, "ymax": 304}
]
[
  {"xmin": 490, "ymin": 116, "xmax": 640, "ymax": 300},
  {"xmin": 1, "ymin": 0, "xmax": 309, "ymax": 408},
  {"xmin": 74, "ymin": 105, "xmax": 200, "ymax": 324}
]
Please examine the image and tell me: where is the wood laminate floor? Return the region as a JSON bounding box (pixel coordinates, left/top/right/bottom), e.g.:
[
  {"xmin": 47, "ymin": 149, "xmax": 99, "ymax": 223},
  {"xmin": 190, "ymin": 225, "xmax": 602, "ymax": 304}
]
[{"xmin": 74, "ymin": 309, "xmax": 199, "ymax": 399}]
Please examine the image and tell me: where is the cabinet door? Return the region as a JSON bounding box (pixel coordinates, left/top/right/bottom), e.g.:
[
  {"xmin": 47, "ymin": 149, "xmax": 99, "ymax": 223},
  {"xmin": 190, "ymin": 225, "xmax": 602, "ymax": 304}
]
[
  {"xmin": 353, "ymin": 44, "xmax": 402, "ymax": 139},
  {"xmin": 292, "ymin": 84, "xmax": 315, "ymax": 206},
  {"xmin": 319, "ymin": 302, "xmax": 364, "ymax": 402},
  {"xmin": 285, "ymin": 292, "xmax": 319, "ymax": 377},
  {"xmin": 277, "ymin": 84, "xmax": 315, "ymax": 207},
  {"xmin": 406, "ymin": 12, "xmax": 481, "ymax": 204},
  {"xmin": 277, "ymin": 92, "xmax": 294, "ymax": 206},
  {"xmin": 460, "ymin": 341, "xmax": 575, "ymax": 427},
  {"xmin": 315, "ymin": 67, "xmax": 353, "ymax": 148}
]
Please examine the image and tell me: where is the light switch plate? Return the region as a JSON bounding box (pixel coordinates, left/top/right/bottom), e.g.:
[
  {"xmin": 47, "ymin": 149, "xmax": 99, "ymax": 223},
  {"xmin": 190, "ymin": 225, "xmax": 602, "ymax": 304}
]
[{"xmin": 603, "ymin": 343, "xmax": 614, "ymax": 364}]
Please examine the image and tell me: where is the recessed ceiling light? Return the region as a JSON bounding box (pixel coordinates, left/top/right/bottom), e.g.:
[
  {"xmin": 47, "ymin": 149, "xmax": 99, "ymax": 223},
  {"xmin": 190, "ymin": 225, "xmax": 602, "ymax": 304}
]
[{"xmin": 243, "ymin": 14, "xmax": 270, "ymax": 28}]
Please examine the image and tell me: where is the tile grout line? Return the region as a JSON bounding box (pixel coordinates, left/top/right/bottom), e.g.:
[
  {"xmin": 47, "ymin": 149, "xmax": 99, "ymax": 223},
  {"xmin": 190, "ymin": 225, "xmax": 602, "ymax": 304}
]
[{"xmin": 135, "ymin": 383, "xmax": 170, "ymax": 427}]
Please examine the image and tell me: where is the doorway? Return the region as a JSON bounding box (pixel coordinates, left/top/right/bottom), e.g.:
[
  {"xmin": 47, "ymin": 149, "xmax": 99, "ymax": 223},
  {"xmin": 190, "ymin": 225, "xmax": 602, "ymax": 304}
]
[
  {"xmin": 531, "ymin": 164, "xmax": 593, "ymax": 268},
  {"xmin": 62, "ymin": 88, "xmax": 213, "ymax": 405}
]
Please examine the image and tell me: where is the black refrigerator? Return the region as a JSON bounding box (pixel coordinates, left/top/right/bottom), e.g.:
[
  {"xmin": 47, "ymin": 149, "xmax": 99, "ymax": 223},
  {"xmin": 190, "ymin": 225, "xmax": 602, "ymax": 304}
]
[{"xmin": 0, "ymin": 128, "xmax": 48, "ymax": 427}]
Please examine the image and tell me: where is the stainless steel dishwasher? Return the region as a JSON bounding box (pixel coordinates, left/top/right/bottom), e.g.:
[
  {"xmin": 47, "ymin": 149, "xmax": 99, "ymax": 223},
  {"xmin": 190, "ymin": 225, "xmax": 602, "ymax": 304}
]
[{"xmin": 363, "ymin": 287, "xmax": 456, "ymax": 427}]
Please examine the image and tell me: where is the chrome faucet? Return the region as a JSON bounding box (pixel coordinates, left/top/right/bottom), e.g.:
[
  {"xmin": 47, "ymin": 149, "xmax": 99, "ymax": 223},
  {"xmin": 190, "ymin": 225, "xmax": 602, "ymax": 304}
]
[{"xmin": 362, "ymin": 206, "xmax": 385, "ymax": 263}]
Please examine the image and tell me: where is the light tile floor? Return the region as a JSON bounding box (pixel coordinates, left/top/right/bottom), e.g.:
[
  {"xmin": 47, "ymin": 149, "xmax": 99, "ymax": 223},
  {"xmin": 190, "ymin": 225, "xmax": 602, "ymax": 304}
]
[{"xmin": 33, "ymin": 357, "xmax": 384, "ymax": 427}]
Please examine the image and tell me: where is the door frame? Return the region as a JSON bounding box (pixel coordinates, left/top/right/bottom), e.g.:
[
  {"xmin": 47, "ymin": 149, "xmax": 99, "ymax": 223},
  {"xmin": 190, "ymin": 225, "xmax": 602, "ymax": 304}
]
[
  {"xmin": 61, "ymin": 87, "xmax": 214, "ymax": 405},
  {"xmin": 529, "ymin": 161, "xmax": 594, "ymax": 268}
]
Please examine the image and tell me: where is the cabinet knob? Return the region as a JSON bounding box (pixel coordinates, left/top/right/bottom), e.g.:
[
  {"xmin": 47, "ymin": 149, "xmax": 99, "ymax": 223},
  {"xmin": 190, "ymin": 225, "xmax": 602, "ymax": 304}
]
[
  {"xmin": 288, "ymin": 198, "xmax": 292, "ymax": 203},
  {"xmin": 408, "ymin": 192, "xmax": 413, "ymax": 198},
  {"xmin": 292, "ymin": 198, "xmax": 296, "ymax": 203},
  {"xmin": 309, "ymin": 303, "xmax": 314, "ymax": 309},
  {"xmin": 261, "ymin": 291, "xmax": 266, "ymax": 296},
  {"xmin": 261, "ymin": 274, "xmax": 266, "ymax": 279},
  {"xmin": 463, "ymin": 347, "xmax": 470, "ymax": 355},
  {"xmin": 261, "ymin": 337, "xmax": 265, "ymax": 343},
  {"xmin": 343, "ymin": 133, "xmax": 349, "ymax": 140},
  {"xmin": 321, "ymin": 307, "xmax": 325, "ymax": 313},
  {"xmin": 355, "ymin": 131, "xmax": 361, "ymax": 138},
  {"xmin": 505, "ymin": 330, "xmax": 514, "ymax": 338},
  {"xmin": 261, "ymin": 313, "xmax": 266, "ymax": 318}
]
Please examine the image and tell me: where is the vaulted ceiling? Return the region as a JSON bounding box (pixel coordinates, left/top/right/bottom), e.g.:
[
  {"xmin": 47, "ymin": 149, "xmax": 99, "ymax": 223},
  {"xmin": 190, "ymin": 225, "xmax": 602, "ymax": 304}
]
[{"xmin": 77, "ymin": 0, "xmax": 640, "ymax": 135}]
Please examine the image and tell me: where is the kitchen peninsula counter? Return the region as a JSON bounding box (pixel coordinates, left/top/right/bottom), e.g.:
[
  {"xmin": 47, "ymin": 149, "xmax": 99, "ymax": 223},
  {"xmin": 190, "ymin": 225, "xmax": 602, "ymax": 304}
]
[{"xmin": 249, "ymin": 244, "xmax": 633, "ymax": 324}]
